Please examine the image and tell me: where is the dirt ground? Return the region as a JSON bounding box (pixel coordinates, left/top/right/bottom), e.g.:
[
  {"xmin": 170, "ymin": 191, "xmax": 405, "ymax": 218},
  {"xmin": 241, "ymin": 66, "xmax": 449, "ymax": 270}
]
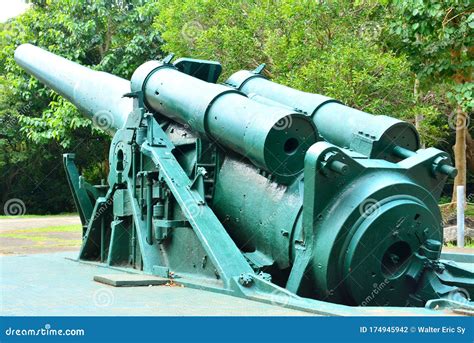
[{"xmin": 0, "ymin": 216, "xmax": 82, "ymax": 255}]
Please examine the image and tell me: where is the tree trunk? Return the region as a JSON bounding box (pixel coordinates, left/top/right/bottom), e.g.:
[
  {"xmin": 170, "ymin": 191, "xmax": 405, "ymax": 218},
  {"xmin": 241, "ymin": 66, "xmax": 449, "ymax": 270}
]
[
  {"xmin": 466, "ymin": 129, "xmax": 473, "ymax": 175},
  {"xmin": 413, "ymin": 77, "xmax": 425, "ymax": 148},
  {"xmin": 451, "ymin": 107, "xmax": 467, "ymax": 204}
]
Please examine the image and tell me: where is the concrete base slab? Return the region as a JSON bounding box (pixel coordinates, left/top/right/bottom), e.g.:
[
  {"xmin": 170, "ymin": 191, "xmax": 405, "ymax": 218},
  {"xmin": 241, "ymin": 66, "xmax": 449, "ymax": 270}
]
[
  {"xmin": 0, "ymin": 251, "xmax": 312, "ymax": 316},
  {"xmin": 94, "ymin": 274, "xmax": 169, "ymax": 287}
]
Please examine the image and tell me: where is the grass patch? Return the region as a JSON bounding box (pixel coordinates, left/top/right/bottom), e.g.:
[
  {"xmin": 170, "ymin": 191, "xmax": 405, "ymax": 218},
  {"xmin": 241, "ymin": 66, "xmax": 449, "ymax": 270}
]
[
  {"xmin": 0, "ymin": 225, "xmax": 82, "ymax": 234},
  {"xmin": 444, "ymin": 237, "xmax": 474, "ymax": 249},
  {"xmin": 0, "ymin": 213, "xmax": 78, "ymax": 219},
  {"xmin": 445, "ymin": 242, "xmax": 474, "ymax": 249},
  {"xmin": 466, "ymin": 203, "xmax": 474, "ymax": 217},
  {"xmin": 0, "ymin": 224, "xmax": 82, "ymax": 245},
  {"xmin": 439, "ymin": 203, "xmax": 474, "ymax": 222},
  {"xmin": 0, "ymin": 233, "xmax": 81, "ymax": 245}
]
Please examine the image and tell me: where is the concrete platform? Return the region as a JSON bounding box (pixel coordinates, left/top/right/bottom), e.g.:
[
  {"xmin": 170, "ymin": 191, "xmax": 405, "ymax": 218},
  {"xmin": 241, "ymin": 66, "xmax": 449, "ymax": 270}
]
[
  {"xmin": 0, "ymin": 251, "xmax": 311, "ymax": 316},
  {"xmin": 94, "ymin": 274, "xmax": 170, "ymax": 287}
]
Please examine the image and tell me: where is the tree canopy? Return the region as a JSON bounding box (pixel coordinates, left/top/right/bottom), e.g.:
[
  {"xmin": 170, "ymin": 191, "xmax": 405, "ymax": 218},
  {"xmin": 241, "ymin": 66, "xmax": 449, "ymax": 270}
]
[
  {"xmin": 1, "ymin": 0, "xmax": 472, "ymax": 214},
  {"xmin": 390, "ymin": 0, "xmax": 473, "ymax": 201}
]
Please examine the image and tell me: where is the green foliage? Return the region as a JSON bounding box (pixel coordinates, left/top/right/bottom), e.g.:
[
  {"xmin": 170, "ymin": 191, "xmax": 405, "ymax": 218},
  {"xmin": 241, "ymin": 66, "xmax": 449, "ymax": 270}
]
[
  {"xmin": 153, "ymin": 0, "xmax": 437, "ymax": 125},
  {"xmin": 1, "ymin": 0, "xmax": 162, "ymax": 147},
  {"xmin": 0, "ymin": 0, "xmax": 163, "ymax": 214},
  {"xmin": 390, "ymin": 0, "xmax": 473, "ymax": 112},
  {"xmin": 447, "ymin": 82, "xmax": 474, "ymax": 113},
  {"xmin": 2, "ymin": 0, "xmax": 469, "ymax": 214},
  {"xmin": 407, "ymin": 103, "xmax": 449, "ymax": 147}
]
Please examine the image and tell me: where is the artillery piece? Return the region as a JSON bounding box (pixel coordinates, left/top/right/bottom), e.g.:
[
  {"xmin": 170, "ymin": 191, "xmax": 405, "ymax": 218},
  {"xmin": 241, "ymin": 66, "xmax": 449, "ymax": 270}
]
[{"xmin": 15, "ymin": 44, "xmax": 473, "ymax": 315}]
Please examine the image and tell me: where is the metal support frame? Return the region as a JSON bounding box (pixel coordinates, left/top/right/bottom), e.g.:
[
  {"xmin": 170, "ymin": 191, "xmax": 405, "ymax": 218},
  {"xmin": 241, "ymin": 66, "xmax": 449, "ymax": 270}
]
[{"xmin": 19, "ymin": 44, "xmax": 473, "ymax": 316}]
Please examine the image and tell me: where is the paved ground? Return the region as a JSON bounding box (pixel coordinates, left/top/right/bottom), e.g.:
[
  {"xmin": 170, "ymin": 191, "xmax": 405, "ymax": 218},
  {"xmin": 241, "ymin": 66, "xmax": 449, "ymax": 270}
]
[
  {"xmin": 0, "ymin": 251, "xmax": 311, "ymax": 316},
  {"xmin": 442, "ymin": 246, "xmax": 474, "ymax": 254},
  {"xmin": 0, "ymin": 216, "xmax": 311, "ymax": 316},
  {"xmin": 0, "ymin": 215, "xmax": 81, "ymax": 230},
  {"xmin": 0, "ymin": 216, "xmax": 471, "ymax": 316},
  {"xmin": 0, "ymin": 216, "xmax": 82, "ymax": 255}
]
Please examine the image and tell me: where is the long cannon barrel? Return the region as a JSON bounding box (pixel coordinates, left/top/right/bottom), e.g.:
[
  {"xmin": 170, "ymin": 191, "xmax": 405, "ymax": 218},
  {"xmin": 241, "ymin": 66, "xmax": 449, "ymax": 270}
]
[
  {"xmin": 226, "ymin": 69, "xmax": 420, "ymax": 161},
  {"xmin": 131, "ymin": 61, "xmax": 317, "ymax": 178},
  {"xmin": 15, "ymin": 44, "xmax": 317, "ymax": 178},
  {"xmin": 14, "ymin": 44, "xmax": 132, "ymax": 134}
]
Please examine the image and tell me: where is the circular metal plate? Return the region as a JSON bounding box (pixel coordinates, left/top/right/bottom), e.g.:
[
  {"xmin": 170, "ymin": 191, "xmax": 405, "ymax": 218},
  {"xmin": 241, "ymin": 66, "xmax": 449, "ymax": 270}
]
[{"xmin": 342, "ymin": 199, "xmax": 441, "ymax": 306}]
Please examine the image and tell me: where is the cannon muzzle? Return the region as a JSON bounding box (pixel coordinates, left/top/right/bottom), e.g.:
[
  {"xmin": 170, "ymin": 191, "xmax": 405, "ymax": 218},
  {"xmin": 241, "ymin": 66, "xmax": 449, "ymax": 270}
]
[{"xmin": 14, "ymin": 44, "xmax": 132, "ymax": 134}]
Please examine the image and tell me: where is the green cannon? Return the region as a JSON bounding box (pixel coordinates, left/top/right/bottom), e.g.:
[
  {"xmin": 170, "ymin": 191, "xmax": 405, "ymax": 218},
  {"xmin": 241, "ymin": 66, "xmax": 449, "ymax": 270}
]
[
  {"xmin": 225, "ymin": 66, "xmax": 422, "ymax": 163},
  {"xmin": 15, "ymin": 44, "xmax": 473, "ymax": 315}
]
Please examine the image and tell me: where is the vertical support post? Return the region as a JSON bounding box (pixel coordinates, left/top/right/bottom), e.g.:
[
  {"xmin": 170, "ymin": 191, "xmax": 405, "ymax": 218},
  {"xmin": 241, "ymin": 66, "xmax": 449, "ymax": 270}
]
[
  {"xmin": 100, "ymin": 216, "xmax": 105, "ymax": 262},
  {"xmin": 140, "ymin": 154, "xmax": 144, "ymax": 220},
  {"xmin": 146, "ymin": 174, "xmax": 153, "ymax": 245},
  {"xmin": 131, "ymin": 144, "xmax": 136, "ymax": 264},
  {"xmin": 132, "ymin": 144, "xmax": 137, "ymax": 195},
  {"xmin": 457, "ymin": 185, "xmax": 465, "ymax": 248}
]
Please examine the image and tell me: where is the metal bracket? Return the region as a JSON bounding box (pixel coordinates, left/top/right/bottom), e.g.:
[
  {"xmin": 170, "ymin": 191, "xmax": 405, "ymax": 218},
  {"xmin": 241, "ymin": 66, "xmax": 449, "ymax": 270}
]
[
  {"xmin": 141, "ymin": 116, "xmax": 255, "ymax": 288},
  {"xmin": 252, "ymin": 63, "xmax": 266, "ymax": 75},
  {"xmin": 63, "ymin": 153, "xmax": 96, "ymax": 233},
  {"xmin": 189, "ymin": 167, "xmax": 207, "ymax": 200},
  {"xmin": 173, "ymin": 57, "xmax": 222, "ymax": 83}
]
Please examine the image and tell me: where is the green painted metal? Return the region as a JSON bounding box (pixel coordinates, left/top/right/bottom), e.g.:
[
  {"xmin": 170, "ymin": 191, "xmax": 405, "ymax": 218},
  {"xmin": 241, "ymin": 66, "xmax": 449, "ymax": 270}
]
[
  {"xmin": 15, "ymin": 44, "xmax": 474, "ymax": 316},
  {"xmin": 14, "ymin": 44, "xmax": 132, "ymax": 135},
  {"xmin": 226, "ymin": 67, "xmax": 420, "ymax": 162},
  {"xmin": 62, "ymin": 154, "xmax": 95, "ymax": 233},
  {"xmin": 130, "ymin": 60, "xmax": 317, "ymax": 183}
]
